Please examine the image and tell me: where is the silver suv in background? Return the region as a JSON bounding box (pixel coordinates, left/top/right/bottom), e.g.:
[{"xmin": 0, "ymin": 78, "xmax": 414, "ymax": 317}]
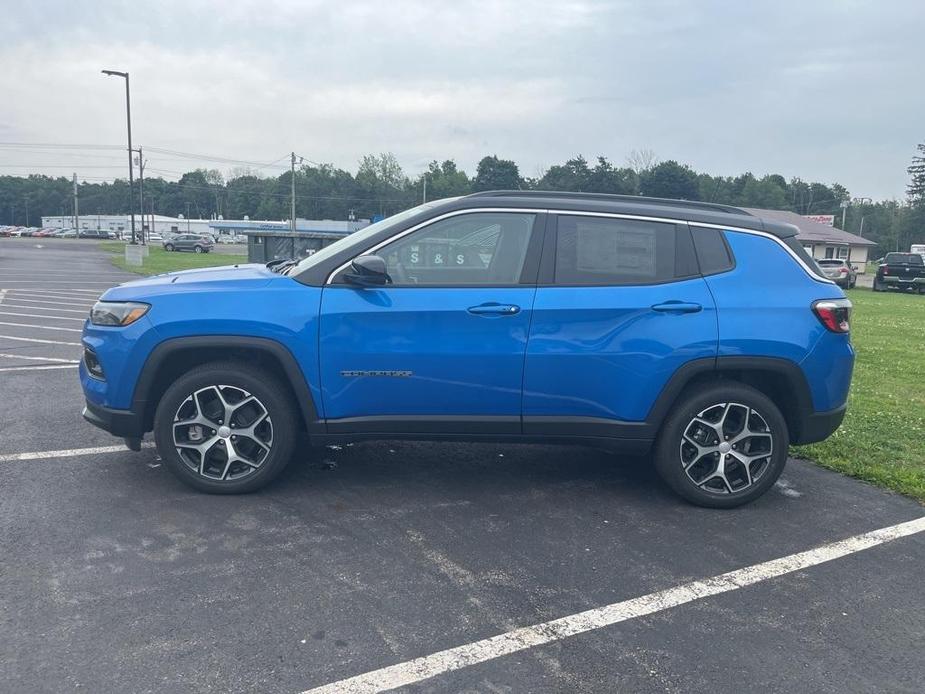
[
  {"xmin": 163, "ymin": 234, "xmax": 214, "ymax": 253},
  {"xmin": 817, "ymin": 259, "xmax": 857, "ymax": 288}
]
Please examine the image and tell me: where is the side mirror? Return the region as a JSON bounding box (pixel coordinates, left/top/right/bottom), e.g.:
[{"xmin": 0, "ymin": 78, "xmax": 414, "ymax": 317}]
[{"xmin": 344, "ymin": 254, "xmax": 391, "ymax": 287}]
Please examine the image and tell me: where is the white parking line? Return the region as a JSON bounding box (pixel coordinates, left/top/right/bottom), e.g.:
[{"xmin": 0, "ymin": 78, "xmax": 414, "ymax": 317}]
[
  {"xmin": 0, "ymin": 353, "xmax": 80, "ymax": 363},
  {"xmin": 0, "ymin": 280, "xmax": 116, "ymax": 285},
  {"xmin": 0, "ymin": 364, "xmax": 77, "ymax": 372},
  {"xmin": 7, "ymin": 288, "xmax": 103, "ymax": 295},
  {"xmin": 301, "ymin": 515, "xmax": 925, "ymax": 694},
  {"xmin": 1, "ymin": 302, "xmax": 89, "ymax": 314},
  {"xmin": 0, "ymin": 311, "xmax": 85, "ymax": 322},
  {"xmin": 3, "ymin": 294, "xmax": 96, "ymax": 306},
  {"xmin": 0, "ymin": 321, "xmax": 82, "ymax": 332},
  {"xmin": 0, "ymin": 442, "xmax": 156, "ymax": 463},
  {"xmin": 0, "ymin": 334, "xmax": 82, "ymax": 346}
]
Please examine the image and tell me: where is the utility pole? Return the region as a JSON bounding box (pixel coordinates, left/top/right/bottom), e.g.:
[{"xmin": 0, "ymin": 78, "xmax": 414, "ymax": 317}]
[
  {"xmin": 422, "ymin": 173, "xmax": 427, "ymax": 203},
  {"xmin": 290, "ymin": 152, "xmax": 296, "ymax": 233},
  {"xmin": 840, "ymin": 200, "xmax": 849, "ymax": 229},
  {"xmin": 186, "ymin": 202, "xmax": 191, "ymax": 233},
  {"xmin": 134, "ymin": 147, "xmax": 146, "ymax": 244},
  {"xmin": 73, "ymin": 173, "xmax": 79, "ymax": 231},
  {"xmin": 24, "ymin": 196, "xmax": 29, "ymax": 226}
]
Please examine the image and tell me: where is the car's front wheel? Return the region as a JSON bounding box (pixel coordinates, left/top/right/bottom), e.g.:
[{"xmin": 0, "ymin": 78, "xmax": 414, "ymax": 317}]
[
  {"xmin": 654, "ymin": 382, "xmax": 789, "ymax": 508},
  {"xmin": 164, "ymin": 243, "xmax": 174, "ymax": 252},
  {"xmin": 194, "ymin": 245, "xmax": 204, "ymax": 253},
  {"xmin": 153, "ymin": 362, "xmax": 299, "ymax": 493}
]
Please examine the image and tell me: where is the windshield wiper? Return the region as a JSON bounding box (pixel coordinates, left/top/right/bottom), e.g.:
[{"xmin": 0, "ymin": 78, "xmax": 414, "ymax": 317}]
[{"xmin": 267, "ymin": 259, "xmax": 298, "ymax": 275}]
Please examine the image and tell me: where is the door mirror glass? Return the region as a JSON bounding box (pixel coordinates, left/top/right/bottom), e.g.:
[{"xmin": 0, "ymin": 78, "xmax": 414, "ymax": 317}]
[{"xmin": 345, "ymin": 254, "xmax": 391, "ymax": 286}]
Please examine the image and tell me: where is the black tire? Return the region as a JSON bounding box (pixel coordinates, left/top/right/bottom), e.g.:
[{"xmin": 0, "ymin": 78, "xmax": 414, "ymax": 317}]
[
  {"xmin": 872, "ymin": 278, "xmax": 883, "ymax": 292},
  {"xmin": 164, "ymin": 243, "xmax": 174, "ymax": 252},
  {"xmin": 194, "ymin": 245, "xmax": 204, "ymax": 253},
  {"xmin": 654, "ymin": 382, "xmax": 789, "ymax": 509},
  {"xmin": 153, "ymin": 361, "xmax": 299, "ymax": 494}
]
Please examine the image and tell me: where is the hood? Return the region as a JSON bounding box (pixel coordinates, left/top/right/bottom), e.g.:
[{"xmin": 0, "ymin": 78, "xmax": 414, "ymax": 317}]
[{"xmin": 101, "ymin": 263, "xmax": 278, "ymax": 301}]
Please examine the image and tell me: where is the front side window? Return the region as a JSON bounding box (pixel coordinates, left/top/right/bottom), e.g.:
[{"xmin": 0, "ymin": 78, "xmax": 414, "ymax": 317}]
[
  {"xmin": 554, "ymin": 216, "xmax": 682, "ymax": 285},
  {"xmin": 375, "ymin": 212, "xmax": 536, "ymax": 286}
]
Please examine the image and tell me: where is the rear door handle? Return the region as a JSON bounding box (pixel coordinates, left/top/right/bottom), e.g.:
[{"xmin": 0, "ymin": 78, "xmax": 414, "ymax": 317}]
[
  {"xmin": 467, "ymin": 303, "xmax": 521, "ymax": 316},
  {"xmin": 651, "ymin": 301, "xmax": 702, "ymax": 314}
]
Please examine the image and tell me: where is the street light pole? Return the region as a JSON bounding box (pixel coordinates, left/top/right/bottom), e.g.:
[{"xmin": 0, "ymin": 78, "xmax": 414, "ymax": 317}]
[{"xmin": 102, "ymin": 69, "xmax": 136, "ymax": 245}]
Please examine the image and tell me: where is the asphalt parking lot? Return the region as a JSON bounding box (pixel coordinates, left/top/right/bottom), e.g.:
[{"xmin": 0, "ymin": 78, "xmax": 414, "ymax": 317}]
[{"xmin": 1, "ymin": 237, "xmax": 923, "ymax": 694}]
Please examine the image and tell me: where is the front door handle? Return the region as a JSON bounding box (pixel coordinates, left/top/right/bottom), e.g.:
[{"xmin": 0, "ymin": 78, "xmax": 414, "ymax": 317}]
[
  {"xmin": 651, "ymin": 301, "xmax": 702, "ymax": 314},
  {"xmin": 467, "ymin": 303, "xmax": 521, "ymax": 316}
]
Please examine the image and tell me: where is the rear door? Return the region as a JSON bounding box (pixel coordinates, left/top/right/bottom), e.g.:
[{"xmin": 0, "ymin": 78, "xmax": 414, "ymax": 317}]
[
  {"xmin": 319, "ymin": 210, "xmax": 544, "ymax": 434},
  {"xmin": 522, "ymin": 213, "xmax": 717, "ymax": 435}
]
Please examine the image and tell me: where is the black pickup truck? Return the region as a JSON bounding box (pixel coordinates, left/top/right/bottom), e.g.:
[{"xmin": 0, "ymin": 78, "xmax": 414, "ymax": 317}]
[{"xmin": 873, "ymin": 252, "xmax": 925, "ymax": 293}]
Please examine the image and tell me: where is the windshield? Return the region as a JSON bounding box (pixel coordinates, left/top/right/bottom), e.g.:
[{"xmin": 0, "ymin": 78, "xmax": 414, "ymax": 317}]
[{"xmin": 288, "ymin": 199, "xmax": 461, "ymax": 274}]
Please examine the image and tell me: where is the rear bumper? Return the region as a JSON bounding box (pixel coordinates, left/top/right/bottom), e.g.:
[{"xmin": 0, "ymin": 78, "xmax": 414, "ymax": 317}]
[
  {"xmin": 880, "ymin": 276, "xmax": 925, "ymax": 286},
  {"xmin": 792, "ymin": 403, "xmax": 847, "ymax": 445},
  {"xmin": 82, "ymin": 399, "xmax": 145, "ymax": 438}
]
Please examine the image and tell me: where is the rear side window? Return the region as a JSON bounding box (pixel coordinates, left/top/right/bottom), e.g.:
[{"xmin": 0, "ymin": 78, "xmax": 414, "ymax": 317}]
[
  {"xmin": 691, "ymin": 227, "xmax": 734, "ymax": 275},
  {"xmin": 554, "ymin": 216, "xmax": 689, "ymax": 285}
]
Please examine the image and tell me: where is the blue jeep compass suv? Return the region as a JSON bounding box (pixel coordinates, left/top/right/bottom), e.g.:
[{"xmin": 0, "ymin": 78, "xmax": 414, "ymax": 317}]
[{"xmin": 80, "ymin": 191, "xmax": 854, "ymax": 507}]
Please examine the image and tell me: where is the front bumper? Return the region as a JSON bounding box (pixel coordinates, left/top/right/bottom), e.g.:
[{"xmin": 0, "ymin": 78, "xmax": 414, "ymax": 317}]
[{"xmin": 83, "ymin": 399, "xmax": 146, "ymax": 438}]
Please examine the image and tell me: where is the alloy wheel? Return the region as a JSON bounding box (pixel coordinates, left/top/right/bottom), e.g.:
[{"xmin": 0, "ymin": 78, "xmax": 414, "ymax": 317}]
[
  {"xmin": 172, "ymin": 385, "xmax": 273, "ymax": 481},
  {"xmin": 679, "ymin": 402, "xmax": 773, "ymax": 494}
]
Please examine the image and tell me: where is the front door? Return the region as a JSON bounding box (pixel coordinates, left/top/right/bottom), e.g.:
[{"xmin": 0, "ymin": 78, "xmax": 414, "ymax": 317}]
[{"xmin": 319, "ymin": 210, "xmax": 544, "ymax": 435}]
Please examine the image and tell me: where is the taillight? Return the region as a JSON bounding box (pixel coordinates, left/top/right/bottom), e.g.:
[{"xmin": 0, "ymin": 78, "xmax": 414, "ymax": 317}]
[
  {"xmin": 839, "ymin": 268, "xmax": 848, "ymax": 274},
  {"xmin": 882, "ymin": 266, "xmax": 889, "ymax": 275},
  {"xmin": 813, "ymin": 298, "xmax": 852, "ymax": 333}
]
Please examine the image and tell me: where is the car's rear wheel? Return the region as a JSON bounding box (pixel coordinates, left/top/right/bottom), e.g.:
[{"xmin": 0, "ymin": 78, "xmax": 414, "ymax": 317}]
[
  {"xmin": 153, "ymin": 362, "xmax": 299, "ymax": 493},
  {"xmin": 654, "ymin": 382, "xmax": 788, "ymax": 508},
  {"xmin": 164, "ymin": 243, "xmax": 174, "ymax": 252}
]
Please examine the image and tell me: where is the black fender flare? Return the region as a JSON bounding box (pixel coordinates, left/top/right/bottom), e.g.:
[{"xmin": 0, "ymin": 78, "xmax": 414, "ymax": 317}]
[
  {"xmin": 644, "ymin": 355, "xmax": 815, "ymax": 440},
  {"xmin": 131, "ymin": 335, "xmax": 323, "ymax": 434}
]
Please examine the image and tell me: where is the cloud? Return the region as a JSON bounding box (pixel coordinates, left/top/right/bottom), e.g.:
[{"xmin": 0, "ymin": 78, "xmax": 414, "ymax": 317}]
[{"xmin": 0, "ymin": 0, "xmax": 922, "ymax": 198}]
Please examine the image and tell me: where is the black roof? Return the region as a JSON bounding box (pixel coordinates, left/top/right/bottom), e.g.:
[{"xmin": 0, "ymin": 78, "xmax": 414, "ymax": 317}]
[{"xmin": 453, "ymin": 190, "xmax": 799, "ymax": 238}]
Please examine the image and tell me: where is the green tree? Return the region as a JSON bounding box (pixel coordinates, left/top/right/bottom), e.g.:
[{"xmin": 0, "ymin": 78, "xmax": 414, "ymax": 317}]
[
  {"xmin": 473, "ymin": 155, "xmax": 522, "ymax": 191},
  {"xmin": 640, "ymin": 160, "xmax": 700, "ymax": 199},
  {"xmin": 907, "ymin": 142, "xmax": 925, "ymax": 203},
  {"xmin": 420, "ymin": 160, "xmax": 471, "ymax": 201}
]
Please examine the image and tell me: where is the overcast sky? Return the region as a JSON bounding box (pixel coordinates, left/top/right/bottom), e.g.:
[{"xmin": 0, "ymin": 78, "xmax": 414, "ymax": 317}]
[{"xmin": 1, "ymin": 0, "xmax": 922, "ymax": 199}]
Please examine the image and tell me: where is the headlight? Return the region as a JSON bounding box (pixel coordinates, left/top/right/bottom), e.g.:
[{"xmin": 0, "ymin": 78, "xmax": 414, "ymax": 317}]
[{"xmin": 90, "ymin": 301, "xmax": 150, "ymax": 326}]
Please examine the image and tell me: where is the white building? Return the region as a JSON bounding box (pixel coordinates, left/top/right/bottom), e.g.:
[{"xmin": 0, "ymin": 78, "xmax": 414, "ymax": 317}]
[
  {"xmin": 41, "ymin": 213, "xmax": 213, "ymax": 236},
  {"xmin": 41, "ymin": 214, "xmax": 369, "ymax": 240}
]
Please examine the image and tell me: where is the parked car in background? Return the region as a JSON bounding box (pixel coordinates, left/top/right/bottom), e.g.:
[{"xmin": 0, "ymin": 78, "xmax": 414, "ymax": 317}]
[
  {"xmin": 81, "ymin": 191, "xmax": 854, "ymax": 508},
  {"xmin": 78, "ymin": 229, "xmax": 112, "ymax": 239},
  {"xmin": 163, "ymin": 234, "xmax": 213, "ymax": 253},
  {"xmin": 146, "ymin": 233, "xmax": 165, "ymax": 243},
  {"xmin": 873, "ymin": 252, "xmax": 925, "ymax": 293},
  {"xmin": 816, "ymin": 259, "xmax": 857, "ymax": 288}
]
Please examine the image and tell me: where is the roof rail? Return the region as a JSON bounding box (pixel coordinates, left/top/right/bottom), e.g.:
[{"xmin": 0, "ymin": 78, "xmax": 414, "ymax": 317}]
[{"xmin": 465, "ymin": 190, "xmax": 751, "ymax": 216}]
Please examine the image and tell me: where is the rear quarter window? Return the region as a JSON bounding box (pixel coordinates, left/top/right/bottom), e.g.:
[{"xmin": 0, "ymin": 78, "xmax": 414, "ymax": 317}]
[
  {"xmin": 691, "ymin": 227, "xmax": 734, "ymax": 275},
  {"xmin": 783, "ymin": 237, "xmax": 827, "ymax": 279}
]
